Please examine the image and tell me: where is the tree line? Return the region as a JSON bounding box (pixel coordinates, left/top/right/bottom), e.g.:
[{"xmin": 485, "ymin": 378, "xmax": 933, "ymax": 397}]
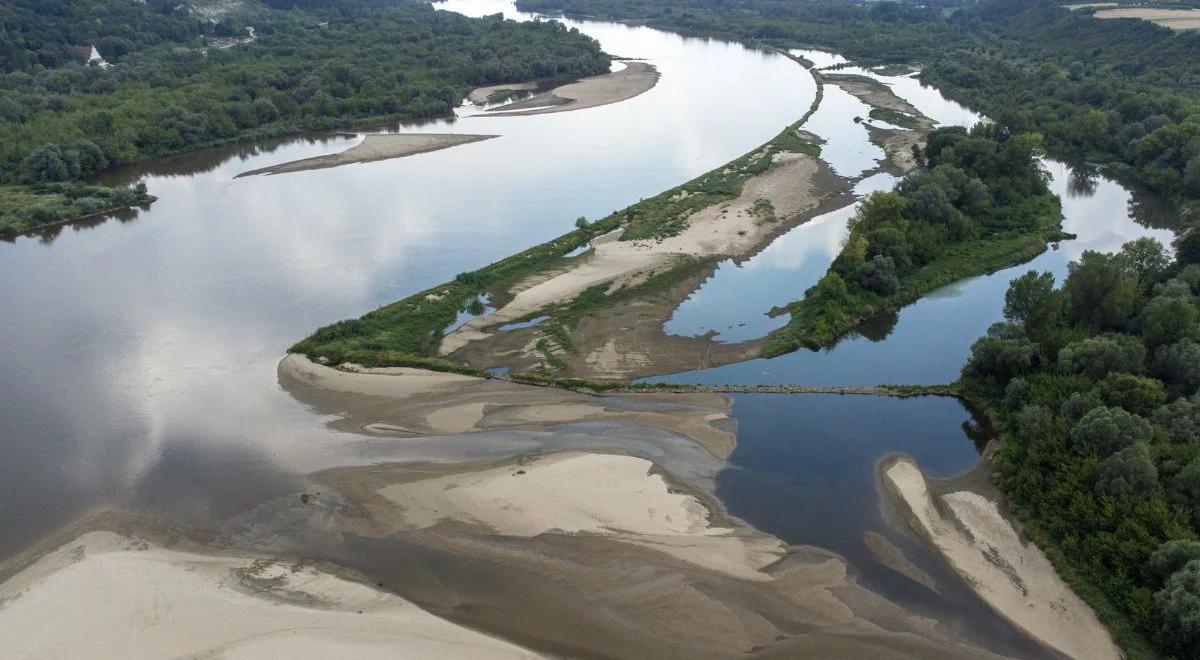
[{"xmin": 964, "ymin": 236, "xmax": 1200, "ymax": 657}]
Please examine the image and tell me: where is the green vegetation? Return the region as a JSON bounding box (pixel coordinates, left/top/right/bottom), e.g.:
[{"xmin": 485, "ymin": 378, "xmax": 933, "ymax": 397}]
[
  {"xmin": 516, "ymin": 0, "xmax": 1200, "ymax": 209},
  {"xmin": 868, "ymin": 107, "xmax": 921, "ymax": 130},
  {"xmin": 1, "ymin": 0, "xmax": 610, "ymax": 235},
  {"xmin": 291, "ymin": 86, "xmax": 822, "ymax": 369},
  {"xmin": 766, "ymin": 124, "xmax": 1062, "ymax": 354},
  {"xmin": 0, "ymin": 182, "xmax": 154, "ymax": 236},
  {"xmin": 961, "ymin": 238, "xmax": 1200, "ymax": 658}
]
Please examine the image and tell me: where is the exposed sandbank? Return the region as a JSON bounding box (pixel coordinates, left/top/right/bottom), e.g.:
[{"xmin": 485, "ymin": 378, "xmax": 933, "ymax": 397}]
[
  {"xmin": 0, "ymin": 530, "xmax": 540, "ymax": 659},
  {"xmin": 468, "ymin": 81, "xmax": 540, "ymax": 105},
  {"xmin": 314, "ymin": 451, "xmax": 1015, "ymax": 659},
  {"xmin": 279, "ymin": 354, "xmax": 739, "ymax": 458},
  {"xmin": 439, "ymin": 151, "xmax": 834, "ymax": 365},
  {"xmin": 881, "ymin": 456, "xmax": 1120, "ymax": 660},
  {"xmin": 371, "ymin": 451, "xmax": 785, "ymax": 581},
  {"xmin": 482, "ymin": 61, "xmax": 659, "ymax": 116},
  {"xmin": 236, "ymin": 133, "xmax": 497, "ymax": 177}
]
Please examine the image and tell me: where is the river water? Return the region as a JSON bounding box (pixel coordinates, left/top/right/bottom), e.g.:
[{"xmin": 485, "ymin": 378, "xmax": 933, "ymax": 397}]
[{"xmin": 0, "ymin": 1, "xmax": 1173, "ymax": 656}]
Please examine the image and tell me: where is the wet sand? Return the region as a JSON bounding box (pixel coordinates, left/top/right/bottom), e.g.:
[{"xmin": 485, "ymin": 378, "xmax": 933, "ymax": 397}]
[
  {"xmin": 880, "ymin": 455, "xmax": 1120, "ymax": 660},
  {"xmin": 0, "ymin": 529, "xmax": 540, "ymax": 659},
  {"xmin": 279, "ymin": 354, "xmax": 740, "ymax": 458},
  {"xmin": 312, "ymin": 451, "xmax": 1016, "ymax": 659},
  {"xmin": 236, "ymin": 133, "xmax": 498, "ymax": 177},
  {"xmin": 484, "ymin": 62, "xmax": 659, "ymax": 116}
]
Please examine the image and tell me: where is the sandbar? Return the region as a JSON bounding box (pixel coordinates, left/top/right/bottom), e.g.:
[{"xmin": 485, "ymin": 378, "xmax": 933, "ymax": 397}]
[
  {"xmin": 236, "ymin": 133, "xmax": 497, "ymax": 177},
  {"xmin": 881, "ymin": 456, "xmax": 1120, "ymax": 660},
  {"xmin": 0, "ymin": 530, "xmax": 539, "ymax": 659},
  {"xmin": 483, "ymin": 61, "xmax": 659, "ymax": 116}
]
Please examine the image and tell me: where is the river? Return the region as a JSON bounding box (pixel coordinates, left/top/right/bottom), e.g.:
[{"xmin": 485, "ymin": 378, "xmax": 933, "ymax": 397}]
[{"xmin": 0, "ymin": 1, "xmax": 1174, "ymax": 657}]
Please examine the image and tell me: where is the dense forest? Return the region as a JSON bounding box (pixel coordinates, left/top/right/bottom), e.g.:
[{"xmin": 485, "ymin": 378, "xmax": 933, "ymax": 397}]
[
  {"xmin": 0, "ymin": 0, "xmax": 610, "ymax": 236},
  {"xmin": 963, "ymin": 238, "xmax": 1200, "ymax": 657},
  {"xmin": 515, "ymin": 0, "xmax": 1200, "ymax": 207},
  {"xmin": 766, "ymin": 124, "xmax": 1062, "ymax": 353}
]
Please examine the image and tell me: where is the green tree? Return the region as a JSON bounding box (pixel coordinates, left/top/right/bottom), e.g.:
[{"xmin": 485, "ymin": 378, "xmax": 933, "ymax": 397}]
[
  {"xmin": 1058, "ymin": 334, "xmax": 1145, "ymax": 380},
  {"xmin": 1063, "ymin": 251, "xmax": 1141, "ymax": 331},
  {"xmin": 1120, "ymin": 237, "xmax": 1170, "ymax": 285},
  {"xmin": 21, "ymin": 144, "xmax": 69, "ymax": 183},
  {"xmin": 1004, "ymin": 270, "xmax": 1060, "ymax": 332},
  {"xmin": 963, "ymin": 323, "xmax": 1037, "ymax": 381},
  {"xmin": 1094, "ymin": 442, "xmax": 1157, "ymax": 498},
  {"xmin": 1150, "ymin": 540, "xmax": 1200, "ymax": 582},
  {"xmin": 1151, "ymin": 339, "xmax": 1200, "ymax": 396},
  {"xmin": 1096, "ymin": 373, "xmax": 1166, "ymax": 416},
  {"xmin": 1154, "ymin": 560, "xmax": 1200, "ymax": 657},
  {"xmin": 1070, "ymin": 405, "xmax": 1153, "ymax": 457},
  {"xmin": 1139, "ymin": 295, "xmax": 1200, "ymax": 349}
]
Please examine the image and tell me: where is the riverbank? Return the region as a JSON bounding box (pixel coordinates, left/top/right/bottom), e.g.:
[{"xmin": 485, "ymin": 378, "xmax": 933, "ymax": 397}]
[
  {"xmin": 235, "ymin": 133, "xmax": 499, "ymax": 177},
  {"xmin": 482, "ymin": 61, "xmax": 659, "ymax": 115},
  {"xmin": 879, "ymin": 455, "xmax": 1121, "ymax": 660}
]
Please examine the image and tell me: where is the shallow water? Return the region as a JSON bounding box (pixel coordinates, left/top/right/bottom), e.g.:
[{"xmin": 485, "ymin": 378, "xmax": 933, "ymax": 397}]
[{"xmin": 718, "ymin": 393, "xmax": 1050, "ymax": 657}]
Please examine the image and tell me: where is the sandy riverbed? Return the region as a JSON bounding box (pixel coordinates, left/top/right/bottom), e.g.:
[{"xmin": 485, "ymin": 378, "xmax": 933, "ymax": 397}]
[
  {"xmin": 881, "ymin": 456, "xmax": 1120, "ymax": 660},
  {"xmin": 279, "ymin": 354, "xmax": 739, "ymax": 458},
  {"xmin": 482, "ymin": 61, "xmax": 659, "ymax": 116},
  {"xmin": 0, "ymin": 530, "xmax": 540, "ymax": 660},
  {"xmin": 439, "ymin": 151, "xmax": 830, "ymax": 359},
  {"xmin": 236, "ymin": 133, "xmax": 497, "ymax": 177},
  {"xmin": 310, "ymin": 450, "xmax": 1015, "ymax": 659}
]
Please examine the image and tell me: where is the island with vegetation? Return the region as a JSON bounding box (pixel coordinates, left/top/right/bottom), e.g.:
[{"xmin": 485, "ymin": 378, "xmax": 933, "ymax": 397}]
[
  {"xmin": 0, "ymin": 0, "xmax": 611, "ymax": 236},
  {"xmin": 765, "ymin": 123, "xmax": 1064, "ymax": 353}
]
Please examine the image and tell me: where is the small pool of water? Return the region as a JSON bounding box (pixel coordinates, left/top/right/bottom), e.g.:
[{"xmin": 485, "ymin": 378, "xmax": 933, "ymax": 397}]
[{"xmin": 498, "ymin": 315, "xmax": 549, "ymax": 331}]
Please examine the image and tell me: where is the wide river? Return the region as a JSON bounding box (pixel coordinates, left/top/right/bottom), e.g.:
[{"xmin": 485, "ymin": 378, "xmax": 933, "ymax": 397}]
[{"xmin": 0, "ymin": 0, "xmax": 1175, "ymax": 655}]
